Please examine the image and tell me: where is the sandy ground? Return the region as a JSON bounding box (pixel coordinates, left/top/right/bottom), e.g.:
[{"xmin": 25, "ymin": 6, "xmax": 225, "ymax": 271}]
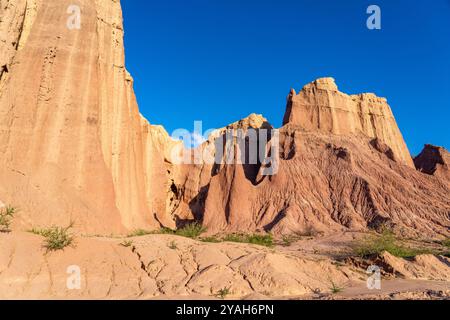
[{"xmin": 0, "ymin": 231, "xmax": 448, "ymax": 300}]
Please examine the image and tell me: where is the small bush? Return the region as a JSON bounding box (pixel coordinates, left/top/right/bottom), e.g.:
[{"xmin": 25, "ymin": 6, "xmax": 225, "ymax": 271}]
[
  {"xmin": 216, "ymin": 287, "xmax": 231, "ymax": 299},
  {"xmin": 223, "ymin": 233, "xmax": 274, "ymax": 247},
  {"xmin": 168, "ymin": 240, "xmax": 178, "ymax": 249},
  {"xmin": 442, "ymin": 238, "xmax": 450, "ymax": 248},
  {"xmin": 200, "ymin": 236, "xmax": 221, "ymax": 243},
  {"xmin": 127, "ymin": 223, "xmax": 206, "ymax": 239},
  {"xmin": 175, "ymin": 223, "xmax": 206, "ymax": 238},
  {"xmin": 0, "ymin": 206, "xmax": 17, "ymax": 232},
  {"xmin": 329, "ymin": 281, "xmax": 344, "ymax": 294},
  {"xmin": 30, "ymin": 223, "xmax": 74, "ymax": 252},
  {"xmin": 353, "ymin": 229, "xmax": 429, "ymax": 258},
  {"xmin": 127, "ymin": 229, "xmax": 154, "ymax": 237}
]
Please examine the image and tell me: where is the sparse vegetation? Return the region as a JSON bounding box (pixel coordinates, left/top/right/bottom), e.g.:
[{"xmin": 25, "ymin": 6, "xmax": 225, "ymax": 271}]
[
  {"xmin": 127, "ymin": 229, "xmax": 154, "ymax": 237},
  {"xmin": 353, "ymin": 228, "xmax": 430, "ymax": 258},
  {"xmin": 175, "ymin": 223, "xmax": 206, "ymax": 238},
  {"xmin": 127, "ymin": 223, "xmax": 206, "ymax": 239},
  {"xmin": 30, "ymin": 222, "xmax": 75, "ymax": 252},
  {"xmin": 120, "ymin": 240, "xmax": 133, "ymax": 247},
  {"xmin": 442, "ymin": 238, "xmax": 450, "ymax": 248},
  {"xmin": 223, "ymin": 233, "xmax": 274, "ymax": 247},
  {"xmin": 216, "ymin": 287, "xmax": 231, "ymax": 299},
  {"xmin": 168, "ymin": 240, "xmax": 178, "ymax": 249},
  {"xmin": 280, "ymin": 227, "xmax": 323, "ymax": 246},
  {"xmin": 200, "ymin": 236, "xmax": 221, "ymax": 243},
  {"xmin": 281, "ymin": 234, "xmax": 298, "ymax": 246},
  {"xmin": 0, "ymin": 205, "xmax": 17, "ymax": 232},
  {"xmin": 329, "ymin": 281, "xmax": 344, "ymax": 294}
]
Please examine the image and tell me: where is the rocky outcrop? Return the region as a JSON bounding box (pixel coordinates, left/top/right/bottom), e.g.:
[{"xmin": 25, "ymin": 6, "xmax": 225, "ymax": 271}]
[
  {"xmin": 283, "ymin": 78, "xmax": 414, "ymax": 167},
  {"xmin": 414, "ymin": 144, "xmax": 450, "ymax": 182},
  {"xmin": 199, "ymin": 126, "xmax": 449, "ymax": 238}
]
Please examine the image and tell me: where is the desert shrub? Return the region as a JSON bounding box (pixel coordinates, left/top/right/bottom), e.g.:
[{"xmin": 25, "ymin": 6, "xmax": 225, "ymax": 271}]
[
  {"xmin": 216, "ymin": 287, "xmax": 231, "ymax": 299},
  {"xmin": 329, "ymin": 281, "xmax": 344, "ymax": 294},
  {"xmin": 442, "ymin": 238, "xmax": 450, "ymax": 248},
  {"xmin": 127, "ymin": 223, "xmax": 205, "ymax": 239},
  {"xmin": 0, "ymin": 206, "xmax": 16, "ymax": 232},
  {"xmin": 127, "ymin": 229, "xmax": 154, "ymax": 237},
  {"xmin": 223, "ymin": 233, "xmax": 274, "ymax": 247},
  {"xmin": 168, "ymin": 240, "xmax": 178, "ymax": 249},
  {"xmin": 30, "ymin": 223, "xmax": 74, "ymax": 252},
  {"xmin": 353, "ymin": 229, "xmax": 429, "ymax": 258},
  {"xmin": 175, "ymin": 223, "xmax": 206, "ymax": 238},
  {"xmin": 200, "ymin": 236, "xmax": 221, "ymax": 243}
]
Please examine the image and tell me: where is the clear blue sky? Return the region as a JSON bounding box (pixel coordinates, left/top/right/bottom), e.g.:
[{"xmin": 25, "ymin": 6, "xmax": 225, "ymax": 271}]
[{"xmin": 121, "ymin": 0, "xmax": 449, "ymax": 156}]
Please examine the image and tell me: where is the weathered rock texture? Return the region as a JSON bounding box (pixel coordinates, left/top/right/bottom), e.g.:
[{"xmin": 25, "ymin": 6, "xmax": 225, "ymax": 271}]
[
  {"xmin": 172, "ymin": 80, "xmax": 448, "ymax": 238},
  {"xmin": 414, "ymin": 144, "xmax": 450, "ymax": 183},
  {"xmin": 283, "ymin": 78, "xmax": 414, "ymax": 167},
  {"xmin": 0, "ymin": 232, "xmax": 449, "ymax": 299},
  {"xmin": 197, "ymin": 126, "xmax": 449, "ymax": 238},
  {"xmin": 0, "ymin": 0, "xmax": 448, "ymax": 239},
  {"xmin": 0, "ymin": 0, "xmax": 180, "ymax": 233}
]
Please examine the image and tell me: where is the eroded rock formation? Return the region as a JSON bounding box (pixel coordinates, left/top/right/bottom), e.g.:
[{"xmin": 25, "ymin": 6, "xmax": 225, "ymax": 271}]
[
  {"xmin": 0, "ymin": 0, "xmax": 179, "ymax": 233},
  {"xmin": 283, "ymin": 78, "xmax": 414, "ymax": 167},
  {"xmin": 0, "ymin": 0, "xmax": 448, "ymax": 239},
  {"xmin": 414, "ymin": 144, "xmax": 450, "ymax": 182}
]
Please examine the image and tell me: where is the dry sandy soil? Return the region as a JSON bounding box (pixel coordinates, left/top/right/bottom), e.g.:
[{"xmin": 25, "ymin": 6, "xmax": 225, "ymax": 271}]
[{"xmin": 0, "ymin": 231, "xmax": 448, "ymax": 300}]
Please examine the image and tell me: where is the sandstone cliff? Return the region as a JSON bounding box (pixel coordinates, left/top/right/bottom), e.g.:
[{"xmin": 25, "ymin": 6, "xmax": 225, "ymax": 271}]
[{"xmin": 0, "ymin": 0, "xmax": 178, "ymax": 232}]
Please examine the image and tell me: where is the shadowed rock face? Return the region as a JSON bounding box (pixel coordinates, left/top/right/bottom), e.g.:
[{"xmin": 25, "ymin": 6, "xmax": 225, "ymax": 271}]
[
  {"xmin": 414, "ymin": 145, "xmax": 450, "ymax": 182},
  {"xmin": 0, "ymin": 0, "xmax": 448, "ymax": 238}
]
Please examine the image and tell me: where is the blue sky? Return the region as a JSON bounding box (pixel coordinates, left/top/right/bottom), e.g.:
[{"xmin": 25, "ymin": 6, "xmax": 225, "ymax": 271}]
[{"xmin": 121, "ymin": 0, "xmax": 449, "ymax": 155}]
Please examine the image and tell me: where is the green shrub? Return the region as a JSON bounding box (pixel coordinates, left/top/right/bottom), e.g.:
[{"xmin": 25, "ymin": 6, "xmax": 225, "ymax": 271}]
[
  {"xmin": 0, "ymin": 206, "xmax": 17, "ymax": 232},
  {"xmin": 353, "ymin": 229, "xmax": 429, "ymax": 258},
  {"xmin": 200, "ymin": 236, "xmax": 221, "ymax": 243},
  {"xmin": 175, "ymin": 223, "xmax": 206, "ymax": 238},
  {"xmin": 127, "ymin": 223, "xmax": 206, "ymax": 239},
  {"xmin": 216, "ymin": 287, "xmax": 231, "ymax": 299},
  {"xmin": 442, "ymin": 238, "xmax": 450, "ymax": 248},
  {"xmin": 329, "ymin": 281, "xmax": 344, "ymax": 294},
  {"xmin": 30, "ymin": 223, "xmax": 74, "ymax": 252},
  {"xmin": 127, "ymin": 229, "xmax": 154, "ymax": 237}
]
